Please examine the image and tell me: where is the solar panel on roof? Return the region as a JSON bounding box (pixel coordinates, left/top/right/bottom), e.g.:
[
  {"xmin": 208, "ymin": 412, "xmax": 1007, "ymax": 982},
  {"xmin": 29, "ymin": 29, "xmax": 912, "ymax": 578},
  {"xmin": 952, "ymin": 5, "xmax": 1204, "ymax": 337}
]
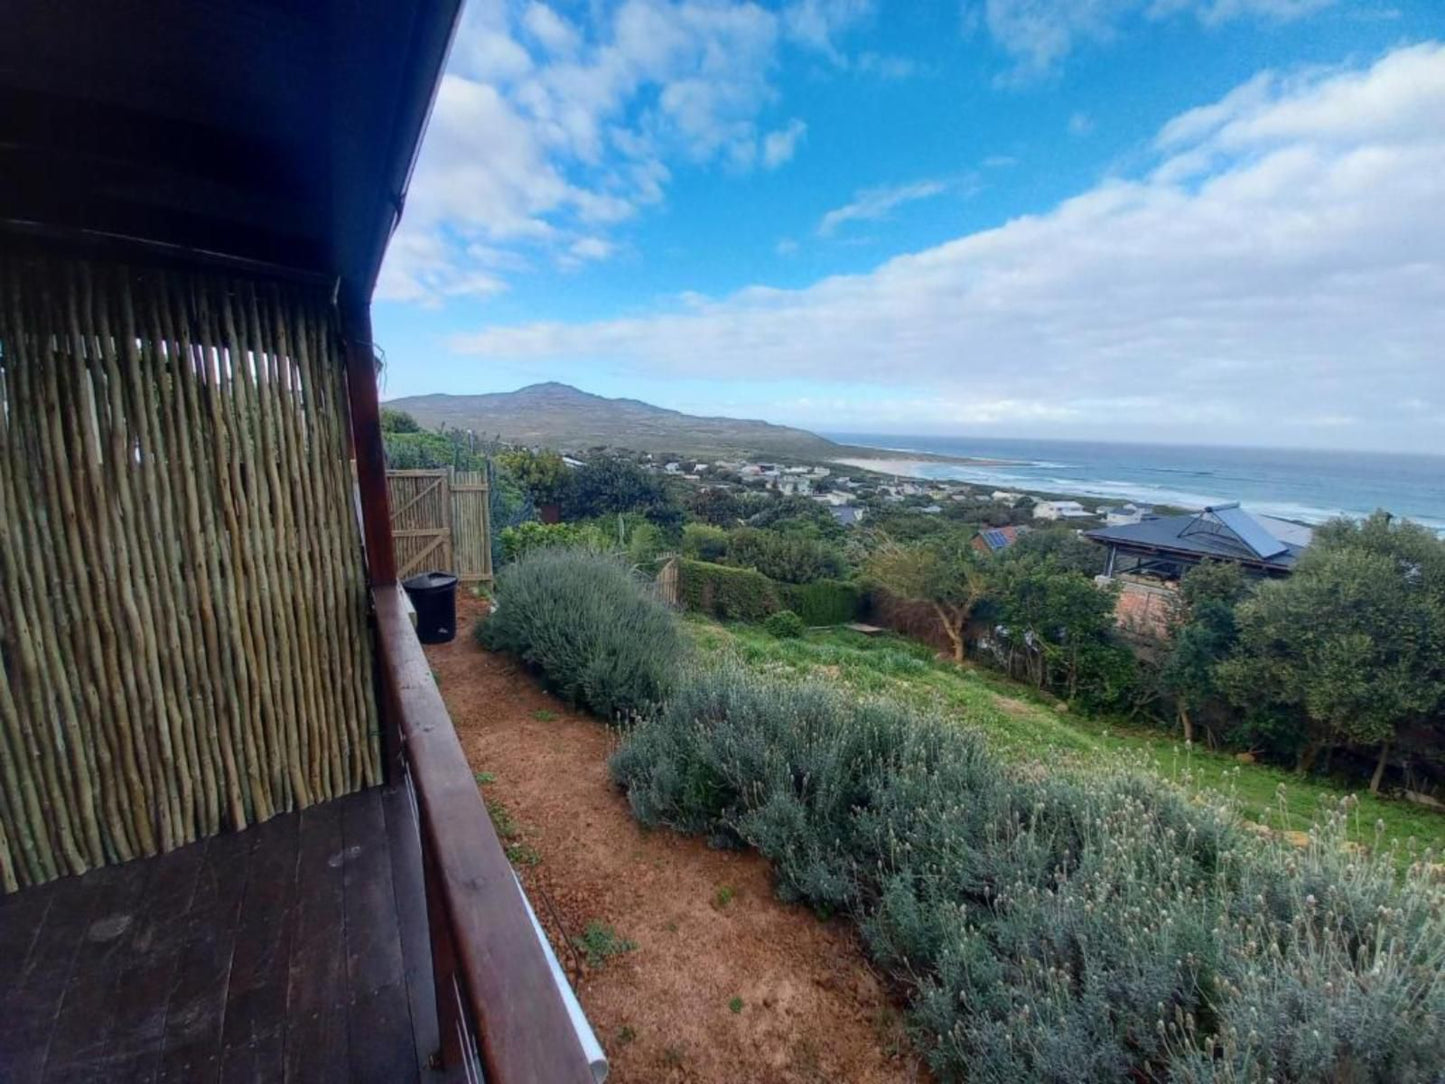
[
  {"xmin": 1211, "ymin": 505, "xmax": 1288, "ymax": 559},
  {"xmin": 984, "ymin": 529, "xmax": 1008, "ymax": 549}
]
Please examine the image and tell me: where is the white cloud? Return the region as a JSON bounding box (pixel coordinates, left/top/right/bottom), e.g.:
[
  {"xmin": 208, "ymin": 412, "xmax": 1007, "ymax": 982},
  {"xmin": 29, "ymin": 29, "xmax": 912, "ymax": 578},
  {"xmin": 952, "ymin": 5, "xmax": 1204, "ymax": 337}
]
[
  {"xmin": 976, "ymin": 0, "xmax": 1336, "ymax": 80},
  {"xmin": 385, "ymin": 0, "xmax": 812, "ymax": 303},
  {"xmin": 817, "ymin": 180, "xmax": 949, "ymax": 236},
  {"xmin": 855, "ymin": 52, "xmax": 924, "ymax": 79},
  {"xmin": 983, "ymin": 154, "xmax": 1019, "ymax": 167},
  {"xmin": 522, "ymin": 3, "xmax": 582, "ymax": 56},
  {"xmin": 776, "ymin": 237, "xmax": 800, "ymax": 255},
  {"xmin": 449, "ymin": 44, "xmax": 1445, "ymax": 451},
  {"xmin": 763, "ymin": 119, "xmax": 808, "ymax": 169},
  {"xmin": 784, "ymin": 0, "xmax": 875, "ymax": 62},
  {"xmin": 1068, "ymin": 111, "xmax": 1094, "ymax": 136}
]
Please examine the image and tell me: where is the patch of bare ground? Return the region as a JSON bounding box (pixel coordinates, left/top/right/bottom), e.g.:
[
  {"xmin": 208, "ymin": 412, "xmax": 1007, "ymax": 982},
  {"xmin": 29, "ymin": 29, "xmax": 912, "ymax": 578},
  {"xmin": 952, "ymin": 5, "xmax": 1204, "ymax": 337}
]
[{"xmin": 424, "ymin": 597, "xmax": 925, "ymax": 1084}]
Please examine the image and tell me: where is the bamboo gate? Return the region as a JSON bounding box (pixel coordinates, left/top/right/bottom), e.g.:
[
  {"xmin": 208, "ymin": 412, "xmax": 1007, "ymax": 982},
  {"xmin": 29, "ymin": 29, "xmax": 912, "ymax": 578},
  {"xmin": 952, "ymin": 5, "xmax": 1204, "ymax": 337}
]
[
  {"xmin": 386, "ymin": 468, "xmax": 493, "ymax": 584},
  {"xmin": 0, "ymin": 251, "xmax": 378, "ymax": 892}
]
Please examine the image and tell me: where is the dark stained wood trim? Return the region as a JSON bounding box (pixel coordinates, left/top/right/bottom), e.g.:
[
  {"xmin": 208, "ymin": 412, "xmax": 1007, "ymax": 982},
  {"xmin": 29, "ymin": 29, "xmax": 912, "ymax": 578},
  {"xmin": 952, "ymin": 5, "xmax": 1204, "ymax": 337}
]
[
  {"xmin": 344, "ymin": 305, "xmax": 398, "ymax": 589},
  {"xmin": 372, "ymin": 586, "xmax": 595, "ymax": 1084}
]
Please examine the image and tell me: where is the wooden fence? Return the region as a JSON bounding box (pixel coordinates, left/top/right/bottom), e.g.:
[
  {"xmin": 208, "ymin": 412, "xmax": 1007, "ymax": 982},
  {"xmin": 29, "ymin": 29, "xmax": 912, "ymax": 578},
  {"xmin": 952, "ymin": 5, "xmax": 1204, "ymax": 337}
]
[
  {"xmin": 0, "ymin": 251, "xmax": 378, "ymax": 891},
  {"xmin": 386, "ymin": 468, "xmax": 492, "ymax": 583}
]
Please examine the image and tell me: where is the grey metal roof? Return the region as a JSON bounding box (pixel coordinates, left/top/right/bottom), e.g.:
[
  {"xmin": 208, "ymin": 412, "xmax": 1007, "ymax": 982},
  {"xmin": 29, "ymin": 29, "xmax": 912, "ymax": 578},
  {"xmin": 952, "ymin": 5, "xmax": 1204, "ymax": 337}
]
[{"xmin": 1085, "ymin": 506, "xmax": 1308, "ymax": 571}]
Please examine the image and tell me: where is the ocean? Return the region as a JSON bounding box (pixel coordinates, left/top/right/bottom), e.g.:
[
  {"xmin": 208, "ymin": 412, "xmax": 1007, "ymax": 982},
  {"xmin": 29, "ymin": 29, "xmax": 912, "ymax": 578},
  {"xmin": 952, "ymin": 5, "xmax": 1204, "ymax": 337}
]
[{"xmin": 826, "ymin": 434, "xmax": 1445, "ymax": 532}]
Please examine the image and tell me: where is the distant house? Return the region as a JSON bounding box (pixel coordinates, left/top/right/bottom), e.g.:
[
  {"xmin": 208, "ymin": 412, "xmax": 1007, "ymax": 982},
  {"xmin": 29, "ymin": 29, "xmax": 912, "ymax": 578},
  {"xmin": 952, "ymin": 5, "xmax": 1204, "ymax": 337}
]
[
  {"xmin": 831, "ymin": 505, "xmax": 865, "ymax": 527},
  {"xmin": 1034, "ymin": 499, "xmax": 1090, "ymax": 521},
  {"xmin": 777, "ymin": 476, "xmax": 812, "ymax": 496},
  {"xmin": 972, "ymin": 525, "xmax": 1029, "ymax": 555},
  {"xmin": 1099, "ymin": 503, "xmax": 1152, "ymax": 526},
  {"xmin": 992, "ymin": 490, "xmax": 1023, "ymax": 505},
  {"xmin": 663, "ymin": 461, "xmax": 682, "ymax": 474},
  {"xmin": 1086, "ymin": 503, "xmax": 1310, "ymax": 580},
  {"xmin": 919, "ymin": 504, "xmax": 943, "ymax": 515}
]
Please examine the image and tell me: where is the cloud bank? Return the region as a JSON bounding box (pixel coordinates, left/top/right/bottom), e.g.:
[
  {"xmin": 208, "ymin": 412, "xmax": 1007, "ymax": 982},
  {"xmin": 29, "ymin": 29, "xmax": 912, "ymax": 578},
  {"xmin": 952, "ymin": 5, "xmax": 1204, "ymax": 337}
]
[{"xmin": 451, "ymin": 44, "xmax": 1445, "ymax": 451}]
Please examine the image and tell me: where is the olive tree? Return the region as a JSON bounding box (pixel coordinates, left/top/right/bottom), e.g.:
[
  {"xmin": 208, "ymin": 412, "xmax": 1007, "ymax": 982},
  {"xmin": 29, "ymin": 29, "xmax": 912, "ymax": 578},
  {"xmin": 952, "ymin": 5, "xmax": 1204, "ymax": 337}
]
[
  {"xmin": 1219, "ymin": 521, "xmax": 1445, "ymax": 791},
  {"xmin": 866, "ymin": 533, "xmax": 989, "ymax": 662}
]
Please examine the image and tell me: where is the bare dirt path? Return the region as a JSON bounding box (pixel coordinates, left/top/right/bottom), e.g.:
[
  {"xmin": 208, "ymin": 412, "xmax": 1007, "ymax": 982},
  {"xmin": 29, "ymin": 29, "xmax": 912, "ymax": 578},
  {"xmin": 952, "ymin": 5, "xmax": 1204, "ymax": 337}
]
[{"xmin": 424, "ymin": 597, "xmax": 924, "ymax": 1084}]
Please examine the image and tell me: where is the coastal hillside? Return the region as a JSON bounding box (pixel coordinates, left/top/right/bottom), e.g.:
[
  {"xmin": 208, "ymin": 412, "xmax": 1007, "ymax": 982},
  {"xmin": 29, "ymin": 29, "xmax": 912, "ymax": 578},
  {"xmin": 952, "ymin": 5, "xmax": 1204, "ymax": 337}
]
[{"xmin": 385, "ymin": 382, "xmax": 845, "ymax": 459}]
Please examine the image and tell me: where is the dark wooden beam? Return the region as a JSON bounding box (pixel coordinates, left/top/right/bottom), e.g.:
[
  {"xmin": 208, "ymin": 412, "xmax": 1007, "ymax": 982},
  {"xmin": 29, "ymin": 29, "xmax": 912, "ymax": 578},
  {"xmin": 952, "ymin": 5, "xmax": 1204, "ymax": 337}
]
[
  {"xmin": 373, "ymin": 588, "xmax": 595, "ymax": 1084},
  {"xmin": 344, "ymin": 305, "xmax": 397, "ymax": 588}
]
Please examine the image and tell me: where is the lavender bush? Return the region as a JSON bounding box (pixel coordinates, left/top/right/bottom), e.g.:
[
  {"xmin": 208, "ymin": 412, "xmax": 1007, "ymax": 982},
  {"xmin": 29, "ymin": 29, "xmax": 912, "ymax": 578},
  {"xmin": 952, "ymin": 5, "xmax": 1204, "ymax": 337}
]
[{"xmin": 610, "ymin": 667, "xmax": 1445, "ymax": 1082}]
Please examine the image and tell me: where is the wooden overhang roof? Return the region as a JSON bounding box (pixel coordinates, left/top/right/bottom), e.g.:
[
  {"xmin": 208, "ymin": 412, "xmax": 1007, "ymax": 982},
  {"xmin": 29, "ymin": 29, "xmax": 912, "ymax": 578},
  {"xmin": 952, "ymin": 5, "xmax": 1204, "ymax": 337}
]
[{"xmin": 1, "ymin": 0, "xmax": 462, "ymax": 311}]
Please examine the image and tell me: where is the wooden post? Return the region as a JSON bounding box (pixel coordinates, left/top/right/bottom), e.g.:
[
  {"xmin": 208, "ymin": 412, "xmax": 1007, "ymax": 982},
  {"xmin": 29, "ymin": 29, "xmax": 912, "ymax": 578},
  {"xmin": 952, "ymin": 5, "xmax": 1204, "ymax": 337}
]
[{"xmin": 343, "ymin": 304, "xmax": 397, "ymax": 588}]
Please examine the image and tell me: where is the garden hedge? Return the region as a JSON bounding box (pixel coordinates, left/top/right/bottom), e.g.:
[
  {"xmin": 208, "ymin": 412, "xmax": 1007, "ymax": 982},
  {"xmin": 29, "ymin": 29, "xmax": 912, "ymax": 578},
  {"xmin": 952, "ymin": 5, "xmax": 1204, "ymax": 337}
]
[
  {"xmin": 678, "ymin": 560, "xmax": 864, "ymax": 625},
  {"xmin": 677, "ymin": 558, "xmax": 780, "ymax": 621}
]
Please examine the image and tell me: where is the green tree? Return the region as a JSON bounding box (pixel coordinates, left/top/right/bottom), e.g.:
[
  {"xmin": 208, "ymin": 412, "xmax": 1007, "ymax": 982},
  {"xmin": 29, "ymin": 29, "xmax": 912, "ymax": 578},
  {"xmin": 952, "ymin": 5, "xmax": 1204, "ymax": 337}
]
[
  {"xmin": 380, "ymin": 407, "xmax": 420, "ymax": 432},
  {"xmin": 564, "ymin": 455, "xmax": 683, "ymax": 532},
  {"xmin": 991, "ymin": 561, "xmax": 1127, "ymax": 702},
  {"xmin": 1158, "ymin": 562, "xmax": 1250, "ymax": 744},
  {"xmin": 1219, "ymin": 522, "xmax": 1445, "ymax": 790},
  {"xmin": 726, "ymin": 527, "xmax": 846, "ymax": 585},
  {"xmin": 865, "ymin": 533, "xmax": 989, "ymax": 662},
  {"xmin": 496, "ymin": 448, "xmax": 570, "ymax": 506}
]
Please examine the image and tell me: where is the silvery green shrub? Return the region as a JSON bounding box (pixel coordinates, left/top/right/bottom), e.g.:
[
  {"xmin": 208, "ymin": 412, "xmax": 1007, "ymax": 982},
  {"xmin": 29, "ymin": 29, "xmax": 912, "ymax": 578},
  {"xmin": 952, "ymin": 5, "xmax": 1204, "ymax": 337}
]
[
  {"xmin": 610, "ymin": 666, "xmax": 1445, "ymax": 1082},
  {"xmin": 478, "ymin": 548, "xmax": 682, "ymax": 721}
]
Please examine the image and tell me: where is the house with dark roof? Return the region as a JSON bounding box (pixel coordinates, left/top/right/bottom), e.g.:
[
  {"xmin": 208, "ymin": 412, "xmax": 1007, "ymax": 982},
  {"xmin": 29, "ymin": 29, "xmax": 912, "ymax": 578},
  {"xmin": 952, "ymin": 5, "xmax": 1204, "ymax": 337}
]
[{"xmin": 1086, "ymin": 503, "xmax": 1310, "ymax": 579}]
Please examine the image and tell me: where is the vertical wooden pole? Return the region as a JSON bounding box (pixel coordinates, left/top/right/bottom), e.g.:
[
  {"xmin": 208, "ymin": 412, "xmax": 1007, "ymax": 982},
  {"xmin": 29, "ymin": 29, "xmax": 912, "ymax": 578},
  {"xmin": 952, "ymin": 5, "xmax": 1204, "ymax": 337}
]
[
  {"xmin": 343, "ymin": 304, "xmax": 397, "ymax": 588},
  {"xmin": 341, "ymin": 299, "xmax": 403, "ymax": 784}
]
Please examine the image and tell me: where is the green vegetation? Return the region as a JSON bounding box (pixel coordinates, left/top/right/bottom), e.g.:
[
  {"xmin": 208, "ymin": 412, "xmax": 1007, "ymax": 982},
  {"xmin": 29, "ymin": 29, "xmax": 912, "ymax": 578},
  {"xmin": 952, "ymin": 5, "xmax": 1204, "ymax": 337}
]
[
  {"xmin": 727, "ymin": 996, "xmax": 744, "ymax": 1015},
  {"xmin": 726, "ymin": 526, "xmax": 845, "ymax": 584},
  {"xmin": 762, "ymin": 609, "xmax": 805, "ymax": 639},
  {"xmin": 689, "ymin": 619, "xmax": 1445, "ymax": 852},
  {"xmin": 573, "ymin": 920, "xmax": 637, "ymax": 968},
  {"xmin": 473, "ymin": 770, "xmax": 496, "ymax": 785},
  {"xmin": 485, "ymin": 797, "xmax": 518, "ymax": 840},
  {"xmin": 563, "ymin": 454, "xmax": 683, "ymax": 532},
  {"xmin": 611, "ymin": 665, "xmax": 1445, "ymax": 1083},
  {"xmin": 495, "ymin": 447, "xmax": 569, "ymax": 506},
  {"xmin": 679, "ymin": 558, "xmax": 779, "ymax": 621},
  {"xmin": 499, "ymin": 520, "xmax": 609, "ymax": 562},
  {"xmin": 505, "ymin": 841, "xmax": 541, "ymax": 867},
  {"xmin": 468, "ymin": 535, "xmax": 1445, "ymax": 1081},
  {"xmin": 530, "ymin": 708, "xmax": 558, "ymax": 722},
  {"xmin": 479, "ymin": 549, "xmax": 682, "ymax": 720},
  {"xmin": 1216, "ymin": 513, "xmax": 1445, "ymax": 790},
  {"xmin": 866, "ymin": 533, "xmax": 988, "ymax": 661},
  {"xmin": 713, "ymin": 884, "xmax": 736, "ymax": 909},
  {"xmin": 777, "ymin": 579, "xmax": 863, "ymax": 626}
]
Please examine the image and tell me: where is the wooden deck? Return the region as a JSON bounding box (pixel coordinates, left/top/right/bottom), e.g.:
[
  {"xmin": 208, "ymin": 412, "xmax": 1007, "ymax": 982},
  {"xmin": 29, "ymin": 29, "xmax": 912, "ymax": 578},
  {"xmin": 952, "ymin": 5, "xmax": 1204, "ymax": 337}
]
[{"xmin": 0, "ymin": 782, "xmax": 442, "ymax": 1084}]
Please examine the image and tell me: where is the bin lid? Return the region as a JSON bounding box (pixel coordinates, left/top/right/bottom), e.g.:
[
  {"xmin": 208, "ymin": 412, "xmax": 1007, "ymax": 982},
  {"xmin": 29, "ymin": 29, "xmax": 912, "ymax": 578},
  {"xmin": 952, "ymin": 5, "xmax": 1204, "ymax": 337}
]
[{"xmin": 402, "ymin": 571, "xmax": 458, "ymax": 591}]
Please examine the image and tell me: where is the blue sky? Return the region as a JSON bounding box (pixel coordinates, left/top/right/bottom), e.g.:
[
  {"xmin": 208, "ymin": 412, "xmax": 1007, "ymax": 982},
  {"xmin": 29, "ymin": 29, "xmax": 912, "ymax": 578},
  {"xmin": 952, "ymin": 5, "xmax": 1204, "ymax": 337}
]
[{"xmin": 374, "ymin": 1, "xmax": 1445, "ymax": 453}]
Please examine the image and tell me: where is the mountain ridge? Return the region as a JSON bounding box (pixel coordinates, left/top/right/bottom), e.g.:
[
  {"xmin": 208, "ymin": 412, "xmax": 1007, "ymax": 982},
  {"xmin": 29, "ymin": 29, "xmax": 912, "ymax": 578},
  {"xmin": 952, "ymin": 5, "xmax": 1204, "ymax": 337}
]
[{"xmin": 385, "ymin": 382, "xmax": 845, "ymax": 459}]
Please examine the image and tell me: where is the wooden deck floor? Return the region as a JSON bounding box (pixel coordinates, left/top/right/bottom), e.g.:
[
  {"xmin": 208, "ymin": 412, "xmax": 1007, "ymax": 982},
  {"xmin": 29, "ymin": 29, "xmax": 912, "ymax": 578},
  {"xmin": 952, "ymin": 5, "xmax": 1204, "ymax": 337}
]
[{"xmin": 0, "ymin": 782, "xmax": 442, "ymax": 1084}]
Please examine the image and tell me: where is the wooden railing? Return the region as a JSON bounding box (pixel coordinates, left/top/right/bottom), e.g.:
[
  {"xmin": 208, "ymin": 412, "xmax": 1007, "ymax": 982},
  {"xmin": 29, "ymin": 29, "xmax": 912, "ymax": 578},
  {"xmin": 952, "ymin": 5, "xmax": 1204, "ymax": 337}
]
[{"xmin": 372, "ymin": 587, "xmax": 595, "ymax": 1084}]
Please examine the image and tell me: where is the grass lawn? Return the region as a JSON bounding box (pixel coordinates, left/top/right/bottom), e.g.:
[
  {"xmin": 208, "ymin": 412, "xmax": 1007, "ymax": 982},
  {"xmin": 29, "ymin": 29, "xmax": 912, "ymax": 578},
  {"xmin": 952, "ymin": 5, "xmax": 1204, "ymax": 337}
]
[{"xmin": 686, "ymin": 616, "xmax": 1445, "ymax": 857}]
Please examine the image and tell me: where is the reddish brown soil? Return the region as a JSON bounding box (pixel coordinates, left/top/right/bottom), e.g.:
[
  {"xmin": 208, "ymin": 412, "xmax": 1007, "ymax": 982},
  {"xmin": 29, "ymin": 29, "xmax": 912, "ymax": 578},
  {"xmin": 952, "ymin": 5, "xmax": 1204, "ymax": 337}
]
[{"xmin": 424, "ymin": 597, "xmax": 924, "ymax": 1084}]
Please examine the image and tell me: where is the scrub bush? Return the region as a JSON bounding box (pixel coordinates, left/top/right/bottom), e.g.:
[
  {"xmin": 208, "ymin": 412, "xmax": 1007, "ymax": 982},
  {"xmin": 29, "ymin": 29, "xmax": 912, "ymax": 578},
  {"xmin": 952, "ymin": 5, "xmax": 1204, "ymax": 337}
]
[
  {"xmin": 611, "ymin": 667, "xmax": 1445, "ymax": 1083},
  {"xmin": 478, "ymin": 549, "xmax": 682, "ymax": 720},
  {"xmin": 726, "ymin": 527, "xmax": 846, "ymax": 584},
  {"xmin": 762, "ymin": 610, "xmax": 805, "ymax": 639},
  {"xmin": 498, "ymin": 520, "xmax": 609, "ymax": 563}
]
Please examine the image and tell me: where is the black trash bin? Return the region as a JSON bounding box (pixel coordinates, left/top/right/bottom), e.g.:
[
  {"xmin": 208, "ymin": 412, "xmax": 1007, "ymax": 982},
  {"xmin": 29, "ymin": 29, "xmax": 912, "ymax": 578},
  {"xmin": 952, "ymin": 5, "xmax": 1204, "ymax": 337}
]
[{"xmin": 403, "ymin": 571, "xmax": 459, "ymax": 644}]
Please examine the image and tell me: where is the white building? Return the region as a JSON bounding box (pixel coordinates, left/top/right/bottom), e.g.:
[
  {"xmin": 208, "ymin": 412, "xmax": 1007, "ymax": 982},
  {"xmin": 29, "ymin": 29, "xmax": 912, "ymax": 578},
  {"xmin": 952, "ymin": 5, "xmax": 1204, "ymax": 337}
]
[
  {"xmin": 992, "ymin": 490, "xmax": 1023, "ymax": 505},
  {"xmin": 1102, "ymin": 503, "xmax": 1150, "ymax": 526},
  {"xmin": 1034, "ymin": 499, "xmax": 1091, "ymax": 521}
]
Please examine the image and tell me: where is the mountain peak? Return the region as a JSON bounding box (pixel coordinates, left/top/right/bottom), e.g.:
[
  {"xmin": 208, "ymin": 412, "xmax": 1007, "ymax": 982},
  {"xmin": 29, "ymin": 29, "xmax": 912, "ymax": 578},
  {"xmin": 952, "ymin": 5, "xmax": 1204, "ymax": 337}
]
[{"xmin": 384, "ymin": 384, "xmax": 839, "ymax": 459}]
